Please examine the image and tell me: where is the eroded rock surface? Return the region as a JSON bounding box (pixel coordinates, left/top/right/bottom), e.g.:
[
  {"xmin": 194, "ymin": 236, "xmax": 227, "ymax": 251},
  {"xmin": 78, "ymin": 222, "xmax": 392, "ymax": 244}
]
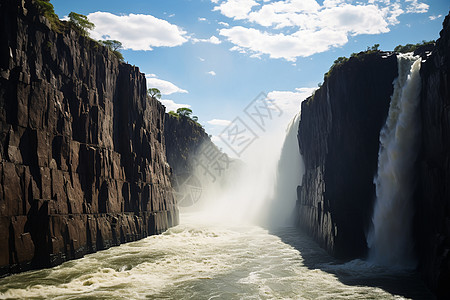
[{"xmin": 0, "ymin": 0, "xmax": 178, "ymax": 275}]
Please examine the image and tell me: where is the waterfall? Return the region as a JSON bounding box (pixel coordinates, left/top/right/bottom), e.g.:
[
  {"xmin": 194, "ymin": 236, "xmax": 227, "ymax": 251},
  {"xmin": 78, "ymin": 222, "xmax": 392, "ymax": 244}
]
[
  {"xmin": 262, "ymin": 113, "xmax": 305, "ymax": 228},
  {"xmin": 367, "ymin": 53, "xmax": 422, "ymax": 268}
]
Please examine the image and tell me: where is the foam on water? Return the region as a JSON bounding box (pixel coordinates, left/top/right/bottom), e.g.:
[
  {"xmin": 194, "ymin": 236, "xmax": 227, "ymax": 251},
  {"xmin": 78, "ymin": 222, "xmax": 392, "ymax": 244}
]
[{"xmin": 0, "ymin": 213, "xmax": 430, "ymax": 299}]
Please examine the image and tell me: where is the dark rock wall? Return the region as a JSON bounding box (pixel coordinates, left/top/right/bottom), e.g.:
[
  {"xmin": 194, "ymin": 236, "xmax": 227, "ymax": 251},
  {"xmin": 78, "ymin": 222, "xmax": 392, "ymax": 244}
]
[
  {"xmin": 416, "ymin": 13, "xmax": 450, "ymax": 299},
  {"xmin": 297, "ymin": 52, "xmax": 398, "ymax": 258},
  {"xmin": 0, "ymin": 0, "xmax": 178, "ymax": 275},
  {"xmin": 164, "ymin": 114, "xmax": 209, "ymax": 180}
]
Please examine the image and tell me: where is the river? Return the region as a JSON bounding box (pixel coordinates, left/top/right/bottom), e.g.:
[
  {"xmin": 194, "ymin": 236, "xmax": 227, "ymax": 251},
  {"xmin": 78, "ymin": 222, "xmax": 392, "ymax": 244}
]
[{"xmin": 0, "ymin": 213, "xmax": 433, "ymax": 300}]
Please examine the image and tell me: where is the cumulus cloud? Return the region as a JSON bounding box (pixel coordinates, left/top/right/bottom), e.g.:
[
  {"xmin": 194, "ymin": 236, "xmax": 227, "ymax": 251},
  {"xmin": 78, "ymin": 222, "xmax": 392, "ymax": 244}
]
[
  {"xmin": 213, "ymin": 0, "xmax": 260, "ymax": 19},
  {"xmin": 207, "ymin": 71, "xmax": 217, "ymax": 76},
  {"xmin": 405, "ymin": 0, "xmax": 429, "ymax": 13},
  {"xmin": 207, "ymin": 119, "xmax": 232, "ymax": 126},
  {"xmin": 88, "ymin": 12, "xmax": 188, "ymax": 51},
  {"xmin": 213, "ymin": 0, "xmax": 429, "ymax": 61},
  {"xmin": 221, "ymin": 26, "xmax": 347, "ymax": 61},
  {"xmin": 192, "ymin": 35, "xmax": 222, "ymax": 44},
  {"xmin": 218, "ymin": 21, "xmax": 230, "ymax": 27},
  {"xmin": 198, "ymin": 17, "xmax": 207, "ymax": 21},
  {"xmin": 145, "ymin": 75, "xmax": 188, "ymax": 95},
  {"xmin": 159, "ymin": 99, "xmax": 191, "ymax": 112}
]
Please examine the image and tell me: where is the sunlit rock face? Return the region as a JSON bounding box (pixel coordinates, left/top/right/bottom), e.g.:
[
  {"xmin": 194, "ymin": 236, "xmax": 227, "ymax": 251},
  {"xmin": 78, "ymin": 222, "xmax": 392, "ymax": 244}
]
[
  {"xmin": 0, "ymin": 0, "xmax": 178, "ymax": 275},
  {"xmin": 296, "ymin": 52, "xmax": 398, "ymax": 259},
  {"xmin": 416, "ymin": 12, "xmax": 450, "ymax": 299}
]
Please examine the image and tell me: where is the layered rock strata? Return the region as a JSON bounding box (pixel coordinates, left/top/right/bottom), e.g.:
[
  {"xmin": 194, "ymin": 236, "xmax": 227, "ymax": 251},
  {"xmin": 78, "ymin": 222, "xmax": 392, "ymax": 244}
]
[{"xmin": 0, "ymin": 0, "xmax": 178, "ymax": 275}]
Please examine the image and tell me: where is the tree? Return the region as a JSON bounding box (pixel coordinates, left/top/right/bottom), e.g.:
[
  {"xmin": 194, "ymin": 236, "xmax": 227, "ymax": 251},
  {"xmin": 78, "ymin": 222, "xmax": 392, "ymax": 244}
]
[
  {"xmin": 367, "ymin": 44, "xmax": 380, "ymax": 51},
  {"xmin": 100, "ymin": 40, "xmax": 124, "ymax": 61},
  {"xmin": 177, "ymin": 107, "xmax": 193, "ymax": 118},
  {"xmin": 147, "ymin": 88, "xmax": 161, "ymax": 99},
  {"xmin": 100, "ymin": 40, "xmax": 122, "ymax": 51},
  {"xmin": 68, "ymin": 12, "xmax": 95, "ymax": 36}
]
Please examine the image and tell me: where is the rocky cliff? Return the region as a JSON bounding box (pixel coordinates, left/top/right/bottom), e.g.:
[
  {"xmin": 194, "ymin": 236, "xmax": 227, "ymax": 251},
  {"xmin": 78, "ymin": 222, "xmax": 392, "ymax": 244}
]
[
  {"xmin": 297, "ymin": 52, "xmax": 398, "ymax": 258},
  {"xmin": 164, "ymin": 114, "xmax": 209, "ymax": 181},
  {"xmin": 416, "ymin": 13, "xmax": 450, "ymax": 299},
  {"xmin": 296, "ymin": 12, "xmax": 450, "ymax": 298},
  {"xmin": 164, "ymin": 114, "xmax": 234, "ymax": 207},
  {"xmin": 0, "ymin": 0, "xmax": 178, "ymax": 275}
]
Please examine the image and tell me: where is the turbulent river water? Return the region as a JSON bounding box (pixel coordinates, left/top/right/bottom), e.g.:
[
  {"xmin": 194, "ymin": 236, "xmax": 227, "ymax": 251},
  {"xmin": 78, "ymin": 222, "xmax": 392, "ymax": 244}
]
[{"xmin": 0, "ymin": 213, "xmax": 433, "ymax": 300}]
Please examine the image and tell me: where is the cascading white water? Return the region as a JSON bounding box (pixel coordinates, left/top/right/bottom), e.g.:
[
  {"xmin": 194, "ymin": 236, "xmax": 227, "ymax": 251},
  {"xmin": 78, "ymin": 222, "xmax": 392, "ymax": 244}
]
[
  {"xmin": 367, "ymin": 53, "xmax": 422, "ymax": 268},
  {"xmin": 262, "ymin": 113, "xmax": 305, "ymax": 228}
]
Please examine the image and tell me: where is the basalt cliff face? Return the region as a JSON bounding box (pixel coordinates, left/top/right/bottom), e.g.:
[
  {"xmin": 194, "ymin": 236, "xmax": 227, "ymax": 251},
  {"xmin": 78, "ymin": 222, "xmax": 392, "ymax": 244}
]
[
  {"xmin": 416, "ymin": 13, "xmax": 450, "ymax": 299},
  {"xmin": 297, "ymin": 12, "xmax": 450, "ymax": 298},
  {"xmin": 0, "ymin": 0, "xmax": 178, "ymax": 275},
  {"xmin": 297, "ymin": 52, "xmax": 398, "ymax": 259},
  {"xmin": 164, "ymin": 114, "xmax": 209, "ymax": 181}
]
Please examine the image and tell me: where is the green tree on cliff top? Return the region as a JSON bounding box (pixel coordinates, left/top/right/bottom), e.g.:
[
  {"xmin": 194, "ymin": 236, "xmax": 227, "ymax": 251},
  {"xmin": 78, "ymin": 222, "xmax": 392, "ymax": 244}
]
[
  {"xmin": 177, "ymin": 107, "xmax": 193, "ymax": 118},
  {"xmin": 100, "ymin": 40, "xmax": 124, "ymax": 62},
  {"xmin": 147, "ymin": 88, "xmax": 161, "ymax": 100},
  {"xmin": 68, "ymin": 12, "xmax": 95, "ymax": 37}
]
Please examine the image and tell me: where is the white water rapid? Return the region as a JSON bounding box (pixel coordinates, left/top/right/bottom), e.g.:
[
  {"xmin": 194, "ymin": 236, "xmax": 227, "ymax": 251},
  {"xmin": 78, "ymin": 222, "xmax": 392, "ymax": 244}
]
[{"xmin": 367, "ymin": 53, "xmax": 422, "ymax": 268}]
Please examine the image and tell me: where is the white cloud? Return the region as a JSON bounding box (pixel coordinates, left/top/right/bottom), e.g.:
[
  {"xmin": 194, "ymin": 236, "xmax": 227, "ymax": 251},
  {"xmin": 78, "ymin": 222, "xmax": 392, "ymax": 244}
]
[
  {"xmin": 88, "ymin": 12, "xmax": 188, "ymax": 51},
  {"xmin": 218, "ymin": 21, "xmax": 230, "ymax": 27},
  {"xmin": 207, "ymin": 71, "xmax": 217, "ymax": 76},
  {"xmin": 267, "ymin": 87, "xmax": 317, "ymax": 116},
  {"xmin": 207, "ymin": 119, "xmax": 232, "ymax": 126},
  {"xmin": 145, "ymin": 75, "xmax": 188, "ymax": 95},
  {"xmin": 192, "ymin": 35, "xmax": 222, "ymax": 44},
  {"xmin": 199, "ymin": 57, "xmax": 206, "ymax": 61},
  {"xmin": 159, "ymin": 99, "xmax": 191, "ymax": 112},
  {"xmin": 213, "ymin": 0, "xmax": 429, "ymax": 61},
  {"xmin": 405, "ymin": 0, "xmax": 429, "ymax": 13},
  {"xmin": 213, "ymin": 0, "xmax": 260, "ymax": 20},
  {"xmin": 429, "ymin": 14, "xmax": 443, "ymax": 21},
  {"xmin": 198, "ymin": 17, "xmax": 207, "ymax": 21},
  {"xmin": 220, "ymin": 26, "xmax": 347, "ymax": 61}
]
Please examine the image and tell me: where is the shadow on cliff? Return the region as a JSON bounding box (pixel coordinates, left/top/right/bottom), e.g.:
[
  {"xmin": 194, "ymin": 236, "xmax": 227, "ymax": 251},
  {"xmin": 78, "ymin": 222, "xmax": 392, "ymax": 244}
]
[{"xmin": 269, "ymin": 226, "xmax": 435, "ymax": 300}]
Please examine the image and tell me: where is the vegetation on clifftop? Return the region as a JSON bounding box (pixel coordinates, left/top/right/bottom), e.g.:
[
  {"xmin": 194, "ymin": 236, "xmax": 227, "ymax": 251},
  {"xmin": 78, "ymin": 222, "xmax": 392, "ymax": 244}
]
[
  {"xmin": 394, "ymin": 40, "xmax": 435, "ymax": 53},
  {"xmin": 34, "ymin": 0, "xmax": 124, "ymax": 61},
  {"xmin": 168, "ymin": 108, "xmax": 201, "ymax": 126}
]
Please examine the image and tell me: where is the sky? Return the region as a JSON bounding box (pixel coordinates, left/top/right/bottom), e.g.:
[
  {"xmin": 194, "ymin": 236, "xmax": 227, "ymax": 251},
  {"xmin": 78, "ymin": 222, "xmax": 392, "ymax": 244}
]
[{"xmin": 51, "ymin": 0, "xmax": 449, "ymax": 156}]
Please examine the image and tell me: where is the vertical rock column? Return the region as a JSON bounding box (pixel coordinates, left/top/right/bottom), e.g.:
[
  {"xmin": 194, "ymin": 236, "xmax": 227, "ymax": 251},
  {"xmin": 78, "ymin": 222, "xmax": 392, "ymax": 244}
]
[
  {"xmin": 0, "ymin": 0, "xmax": 178, "ymax": 275},
  {"xmin": 416, "ymin": 13, "xmax": 450, "ymax": 299}
]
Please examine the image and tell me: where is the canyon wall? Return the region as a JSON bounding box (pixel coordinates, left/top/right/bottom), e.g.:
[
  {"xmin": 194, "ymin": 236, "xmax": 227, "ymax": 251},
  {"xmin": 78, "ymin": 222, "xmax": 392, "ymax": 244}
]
[
  {"xmin": 416, "ymin": 13, "xmax": 450, "ymax": 299},
  {"xmin": 296, "ymin": 12, "xmax": 450, "ymax": 298},
  {"xmin": 0, "ymin": 0, "xmax": 178, "ymax": 275},
  {"xmin": 164, "ymin": 114, "xmax": 209, "ymax": 182},
  {"xmin": 296, "ymin": 52, "xmax": 398, "ymax": 258}
]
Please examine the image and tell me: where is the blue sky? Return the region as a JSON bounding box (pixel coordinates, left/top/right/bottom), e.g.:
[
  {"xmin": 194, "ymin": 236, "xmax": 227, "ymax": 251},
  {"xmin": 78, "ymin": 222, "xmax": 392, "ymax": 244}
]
[{"xmin": 51, "ymin": 0, "xmax": 449, "ymax": 154}]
